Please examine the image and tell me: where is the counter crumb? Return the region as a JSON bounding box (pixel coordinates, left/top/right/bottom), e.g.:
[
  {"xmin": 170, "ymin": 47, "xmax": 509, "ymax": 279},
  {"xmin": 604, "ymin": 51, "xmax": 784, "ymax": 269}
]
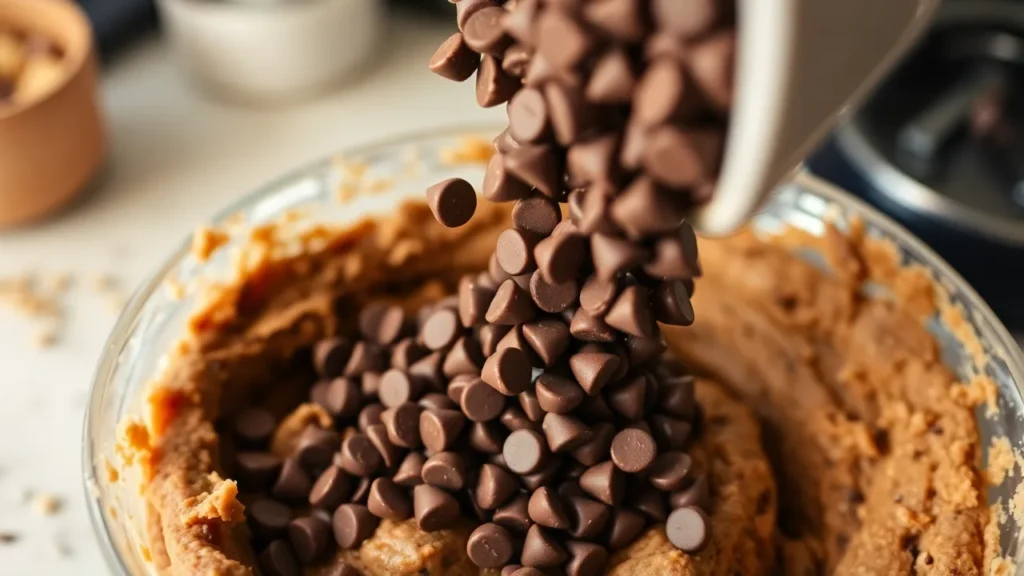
[
  {"xmin": 30, "ymin": 492, "xmax": 61, "ymax": 516},
  {"xmin": 987, "ymin": 437, "xmax": 1016, "ymax": 485}
]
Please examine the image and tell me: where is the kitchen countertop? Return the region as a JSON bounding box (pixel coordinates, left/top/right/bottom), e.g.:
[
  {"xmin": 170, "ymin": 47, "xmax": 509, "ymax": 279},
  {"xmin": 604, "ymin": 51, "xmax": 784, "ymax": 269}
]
[{"xmin": 0, "ymin": 16, "xmax": 500, "ymax": 574}]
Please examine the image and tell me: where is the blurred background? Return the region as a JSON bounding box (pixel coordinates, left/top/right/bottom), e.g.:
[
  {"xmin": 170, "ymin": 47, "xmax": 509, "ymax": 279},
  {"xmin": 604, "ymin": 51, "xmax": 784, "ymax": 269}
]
[{"xmin": 0, "ymin": 0, "xmax": 1021, "ymax": 572}]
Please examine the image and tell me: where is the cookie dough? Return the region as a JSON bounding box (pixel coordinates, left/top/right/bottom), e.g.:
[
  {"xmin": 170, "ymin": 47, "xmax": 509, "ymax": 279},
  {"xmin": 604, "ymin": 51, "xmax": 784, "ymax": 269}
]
[{"xmin": 119, "ymin": 199, "xmax": 991, "ymax": 574}]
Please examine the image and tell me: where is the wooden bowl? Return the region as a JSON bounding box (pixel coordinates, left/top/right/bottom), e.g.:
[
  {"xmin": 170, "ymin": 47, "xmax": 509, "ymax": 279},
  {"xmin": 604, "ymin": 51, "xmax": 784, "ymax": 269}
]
[{"xmin": 0, "ymin": 0, "xmax": 105, "ymax": 228}]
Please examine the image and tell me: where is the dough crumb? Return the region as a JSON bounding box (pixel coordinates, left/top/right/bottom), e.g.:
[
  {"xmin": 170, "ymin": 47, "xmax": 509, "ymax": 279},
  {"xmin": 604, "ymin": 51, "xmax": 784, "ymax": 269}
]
[
  {"xmin": 439, "ymin": 135, "xmax": 494, "ymax": 165},
  {"xmin": 90, "ymin": 274, "xmax": 117, "ymax": 293},
  {"xmin": 952, "ymin": 375, "xmax": 999, "ymax": 417},
  {"xmin": 104, "ymin": 458, "xmax": 120, "ymax": 483},
  {"xmin": 140, "ymin": 544, "xmax": 152, "ymax": 563},
  {"xmin": 116, "ymin": 418, "xmax": 152, "ymax": 470},
  {"xmin": 991, "ymin": 556, "xmax": 1015, "ymax": 576},
  {"xmin": 987, "ymin": 437, "xmax": 1016, "ymax": 485},
  {"xmin": 30, "ymin": 492, "xmax": 61, "ymax": 516},
  {"xmin": 191, "ymin": 226, "xmax": 230, "ymax": 263},
  {"xmin": 31, "ymin": 327, "xmax": 57, "ymax": 349},
  {"xmin": 1011, "ymin": 483, "xmax": 1024, "ymax": 524},
  {"xmin": 180, "ymin": 476, "xmax": 245, "ymax": 526}
]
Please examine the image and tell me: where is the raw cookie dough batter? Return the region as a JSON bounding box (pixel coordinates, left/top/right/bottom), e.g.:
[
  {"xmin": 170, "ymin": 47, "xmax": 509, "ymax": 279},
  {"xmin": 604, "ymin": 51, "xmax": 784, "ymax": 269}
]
[{"xmin": 123, "ymin": 201, "xmax": 989, "ymax": 575}]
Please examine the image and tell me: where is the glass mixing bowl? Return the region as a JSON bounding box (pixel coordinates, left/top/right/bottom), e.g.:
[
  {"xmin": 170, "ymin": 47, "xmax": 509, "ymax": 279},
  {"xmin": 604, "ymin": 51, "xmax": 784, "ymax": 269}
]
[{"xmin": 82, "ymin": 127, "xmax": 1024, "ymax": 575}]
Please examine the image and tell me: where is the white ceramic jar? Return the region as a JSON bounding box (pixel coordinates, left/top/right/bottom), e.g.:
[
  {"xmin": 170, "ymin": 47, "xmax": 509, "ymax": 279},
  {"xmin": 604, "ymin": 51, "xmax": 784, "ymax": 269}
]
[{"xmin": 157, "ymin": 0, "xmax": 384, "ymax": 104}]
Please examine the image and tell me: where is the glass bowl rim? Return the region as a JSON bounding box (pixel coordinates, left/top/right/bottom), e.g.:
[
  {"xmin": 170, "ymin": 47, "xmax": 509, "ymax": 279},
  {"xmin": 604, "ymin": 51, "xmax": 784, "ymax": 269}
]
[{"xmin": 80, "ymin": 125, "xmax": 1024, "ymax": 576}]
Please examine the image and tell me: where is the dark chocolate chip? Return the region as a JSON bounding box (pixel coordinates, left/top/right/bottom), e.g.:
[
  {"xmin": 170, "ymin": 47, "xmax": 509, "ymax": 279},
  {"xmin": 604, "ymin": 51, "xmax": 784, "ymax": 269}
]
[
  {"xmin": 359, "ymin": 303, "xmax": 406, "ymax": 346},
  {"xmin": 503, "ymin": 429, "xmax": 549, "ymax": 474},
  {"xmin": 590, "ymin": 233, "xmax": 649, "ymax": 281},
  {"xmin": 570, "ymin": 422, "xmax": 615, "ymax": 467},
  {"xmin": 512, "ymin": 195, "xmax": 561, "ymax": 236},
  {"xmin": 610, "ymin": 428, "xmax": 657, "ymax": 474},
  {"xmin": 309, "ymin": 466, "xmax": 352, "ymax": 510},
  {"xmin": 519, "ymin": 389, "xmax": 546, "ymax": 423},
  {"xmin": 273, "ymin": 458, "xmax": 312, "ymax": 503},
  {"xmin": 528, "ymin": 486, "xmax": 571, "ymax": 529},
  {"xmin": 459, "ymin": 274, "xmax": 497, "ymax": 328},
  {"xmin": 503, "ymin": 44, "xmax": 533, "ymax": 77},
  {"xmin": 569, "ymin": 308, "xmax": 617, "ymax": 343},
  {"xmin": 521, "ymin": 524, "xmax": 568, "ymax": 568},
  {"xmin": 476, "ymin": 462, "xmax": 519, "ymax": 510},
  {"xmin": 569, "ymin": 345, "xmax": 621, "ymax": 396},
  {"xmin": 629, "ymin": 488, "xmax": 668, "ymax": 522},
  {"xmin": 394, "ymin": 452, "xmax": 426, "ymax": 487},
  {"xmin": 419, "ymin": 392, "xmax": 457, "ymax": 411},
  {"xmin": 606, "ymin": 507, "xmax": 647, "ymax": 550},
  {"xmin": 493, "ymin": 493, "xmax": 532, "ymax": 533},
  {"xmin": 535, "ymin": 373, "xmax": 585, "ymax": 414},
  {"xmin": 413, "ymin": 484, "xmax": 462, "ymax": 532},
  {"xmin": 295, "ymin": 426, "xmax": 340, "ymax": 471},
  {"xmin": 365, "ymin": 423, "xmax": 402, "ymax": 469},
  {"xmin": 652, "ymin": 280, "xmax": 695, "ymax": 326},
  {"xmin": 567, "ymin": 495, "xmax": 610, "ymax": 539},
  {"xmin": 379, "ymin": 369, "xmax": 423, "ymax": 409},
  {"xmin": 585, "ymin": 48, "xmax": 637, "ymax": 105},
  {"xmin": 314, "ymin": 338, "xmax": 351, "ymax": 379},
  {"xmin": 536, "ymin": 10, "xmax": 593, "ymax": 70},
  {"xmin": 650, "ymin": 414, "xmax": 692, "ymax": 451},
  {"xmin": 234, "ymin": 408, "xmax": 276, "ymax": 448},
  {"xmin": 250, "ymin": 499, "xmax": 293, "ymax": 539},
  {"xmin": 567, "ymin": 135, "xmax": 620, "ymax": 186},
  {"xmin": 332, "ymin": 504, "xmax": 379, "ymax": 549},
  {"xmin": 497, "ymin": 228, "xmax": 541, "ymax": 276},
  {"xmin": 326, "ymin": 377, "xmax": 362, "ymax": 418},
  {"xmin": 380, "ymin": 403, "xmax": 423, "ymax": 449},
  {"xmin": 508, "ymin": 88, "xmax": 551, "ymax": 144},
  {"xmin": 430, "ymin": 32, "xmax": 480, "ymax": 82},
  {"xmin": 468, "ymin": 523, "xmax": 515, "ymax": 568},
  {"xmin": 605, "ymin": 373, "xmax": 648, "ymax": 420},
  {"xmin": 367, "ymin": 477, "xmax": 413, "ymax": 521},
  {"xmin": 287, "ymin": 516, "xmax": 331, "ymax": 564},
  {"xmin": 564, "ymin": 540, "xmax": 609, "ymax": 576},
  {"xmin": 579, "ymin": 461, "xmax": 623, "ymax": 506},
  {"xmin": 258, "ymin": 539, "xmax": 300, "ymax": 576},
  {"xmin": 529, "ymin": 271, "xmax": 578, "ymax": 314},
  {"xmin": 632, "ymin": 59, "xmax": 688, "ymax": 127},
  {"xmin": 463, "ymin": 6, "xmax": 512, "ymax": 56},
  {"xmin": 236, "ymin": 452, "xmax": 282, "ymax": 491},
  {"xmin": 469, "ymin": 421, "xmax": 508, "ymax": 454},
  {"xmin": 420, "ymin": 409, "xmax": 467, "ymax": 453},
  {"xmin": 482, "ymin": 346, "xmax": 533, "ymax": 396},
  {"xmin": 605, "ymin": 284, "xmax": 655, "ymax": 338},
  {"xmin": 542, "ymin": 412, "xmax": 593, "ymax": 453},
  {"xmin": 427, "ymin": 178, "xmax": 478, "ymax": 228},
  {"xmin": 534, "ymin": 231, "xmax": 586, "ymax": 285},
  {"xmin": 503, "ymin": 144, "xmax": 563, "ymax": 200},
  {"xmin": 343, "ymin": 341, "xmax": 386, "ymax": 378},
  {"xmin": 666, "ymin": 506, "xmax": 711, "ymax": 552},
  {"xmin": 421, "ymin": 451, "xmax": 469, "ymax": 491},
  {"xmin": 647, "ymin": 451, "xmax": 693, "ymax": 492},
  {"xmin": 670, "ymin": 473, "xmax": 711, "ymax": 511},
  {"xmin": 477, "ymin": 54, "xmax": 520, "ymax": 108},
  {"xmin": 641, "ymin": 127, "xmax": 722, "ymax": 188},
  {"xmin": 483, "ymin": 153, "xmax": 532, "ymax": 203},
  {"xmin": 610, "ymin": 176, "xmax": 686, "ymax": 239},
  {"xmin": 338, "ymin": 434, "xmax": 383, "ymax": 477},
  {"xmin": 521, "ymin": 317, "xmax": 571, "ymax": 367},
  {"xmin": 486, "ymin": 279, "xmax": 538, "ymax": 326}
]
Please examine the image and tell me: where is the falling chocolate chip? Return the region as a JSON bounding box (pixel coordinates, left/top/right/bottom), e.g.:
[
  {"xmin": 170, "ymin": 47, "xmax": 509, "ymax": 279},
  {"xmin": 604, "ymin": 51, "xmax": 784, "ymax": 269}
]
[
  {"xmin": 477, "ymin": 54, "xmax": 520, "ymax": 107},
  {"xmin": 426, "ymin": 178, "xmax": 478, "ymax": 228},
  {"xmin": 430, "ymin": 32, "xmax": 480, "ymax": 82}
]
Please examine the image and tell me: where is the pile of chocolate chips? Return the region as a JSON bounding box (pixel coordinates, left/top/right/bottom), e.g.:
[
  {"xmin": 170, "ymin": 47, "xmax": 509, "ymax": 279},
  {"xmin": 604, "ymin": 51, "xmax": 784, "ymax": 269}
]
[{"xmin": 233, "ymin": 1, "xmax": 736, "ymax": 574}]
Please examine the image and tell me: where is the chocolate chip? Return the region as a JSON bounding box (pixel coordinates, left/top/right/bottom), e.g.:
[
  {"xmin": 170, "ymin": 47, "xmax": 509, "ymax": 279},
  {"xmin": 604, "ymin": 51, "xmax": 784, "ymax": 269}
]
[
  {"xmin": 503, "ymin": 429, "xmax": 549, "ymax": 474},
  {"xmin": 625, "ymin": 334, "xmax": 666, "ymax": 366},
  {"xmin": 605, "ymin": 284, "xmax": 655, "ymax": 338},
  {"xmin": 503, "ymin": 144, "xmax": 563, "ymax": 200},
  {"xmin": 287, "ymin": 516, "xmax": 331, "ymax": 564},
  {"xmin": 409, "ymin": 351, "xmax": 445, "ymax": 388},
  {"xmin": 641, "ymin": 127, "xmax": 722, "ymax": 188},
  {"xmin": 430, "ymin": 32, "xmax": 480, "ymax": 82},
  {"xmin": 457, "ymin": 0, "xmax": 498, "ymax": 29},
  {"xmin": 495, "ymin": 325, "xmax": 542, "ymax": 366},
  {"xmin": 521, "ymin": 317, "xmax": 571, "ymax": 367},
  {"xmin": 478, "ymin": 324, "xmax": 512, "ymax": 357},
  {"xmin": 570, "ymin": 422, "xmax": 615, "ymax": 467},
  {"xmin": 359, "ymin": 303, "xmax": 406, "ymax": 346},
  {"xmin": 503, "ymin": 44, "xmax": 533, "ymax": 77},
  {"xmin": 234, "ymin": 408, "xmax": 276, "ymax": 448},
  {"xmin": 381, "ymin": 403, "xmax": 422, "ymax": 449},
  {"xmin": 519, "ymin": 389, "xmax": 546, "ymax": 423},
  {"xmin": 419, "ymin": 392, "xmax": 457, "ymax": 411},
  {"xmin": 577, "ymin": 393, "xmax": 616, "ymax": 421},
  {"xmin": 579, "ymin": 461, "xmax": 623, "ymax": 506},
  {"xmin": 569, "ymin": 345, "xmax": 621, "ymax": 395},
  {"xmin": 536, "ymin": 10, "xmax": 593, "ymax": 70},
  {"xmin": 459, "ymin": 377, "xmax": 506, "ymax": 422},
  {"xmin": 659, "ymin": 375, "xmax": 696, "ymax": 419},
  {"xmin": 447, "ymin": 374, "xmax": 472, "ymax": 405},
  {"xmin": 250, "ymin": 499, "xmax": 293, "ymax": 540},
  {"xmin": 421, "ymin": 451, "xmax": 469, "ymax": 491},
  {"xmin": 629, "ymin": 486, "xmax": 668, "ymax": 522},
  {"xmin": 258, "ymin": 539, "xmax": 300, "ymax": 576},
  {"xmin": 469, "ymin": 421, "xmax": 508, "ymax": 454},
  {"xmin": 365, "ymin": 423, "xmax": 402, "ymax": 469},
  {"xmin": 310, "ymin": 381, "xmax": 330, "ymax": 410},
  {"xmin": 666, "ymin": 506, "xmax": 710, "ymax": 552},
  {"xmin": 511, "ymin": 568, "xmax": 544, "ymax": 576},
  {"xmin": 541, "ymin": 412, "xmax": 592, "ymax": 453},
  {"xmin": 590, "ymin": 233, "xmax": 649, "ymax": 280},
  {"xmin": 567, "ymin": 135, "xmax": 620, "ymax": 187},
  {"xmin": 326, "ymin": 377, "xmax": 362, "ymax": 418},
  {"xmin": 647, "ymin": 452, "xmax": 693, "ymax": 491},
  {"xmin": 651, "ymin": 0, "xmax": 724, "ymax": 39},
  {"xmin": 295, "ymin": 426, "xmax": 340, "ymax": 471},
  {"xmin": 468, "ymin": 523, "xmax": 515, "ymax": 568},
  {"xmin": 482, "ymin": 346, "xmax": 533, "ymax": 396},
  {"xmin": 610, "ymin": 177, "xmax": 686, "ymax": 239},
  {"xmin": 645, "ymin": 222, "xmax": 701, "ymax": 280},
  {"xmin": 565, "ymin": 540, "xmax": 609, "ymax": 576},
  {"xmin": 475, "ymin": 462, "xmax": 519, "ymax": 510},
  {"xmin": 534, "ymin": 374, "xmax": 584, "ymax": 414},
  {"xmin": 513, "ymin": 195, "xmax": 561, "ymax": 236},
  {"xmin": 528, "ymin": 486, "xmax": 571, "ymax": 529},
  {"xmin": 459, "ymin": 275, "xmax": 497, "ymax": 328},
  {"xmin": 361, "ymin": 372, "xmax": 382, "ymax": 398},
  {"xmin": 477, "ymin": 54, "xmax": 520, "ymax": 107},
  {"xmin": 501, "ymin": 405, "xmax": 537, "ymax": 432},
  {"xmin": 529, "ymin": 271, "xmax": 578, "ymax": 314},
  {"xmin": 236, "ymin": 452, "xmax": 282, "ymax": 491},
  {"xmin": 486, "ymin": 279, "xmax": 538, "ymax": 326},
  {"xmin": 534, "ymin": 231, "xmax": 586, "ymax": 285},
  {"xmin": 413, "ymin": 484, "xmax": 462, "ymax": 532},
  {"xmin": 343, "ymin": 341, "xmax": 385, "ymax": 377},
  {"xmin": 521, "ymin": 456, "xmax": 562, "ymax": 491},
  {"xmin": 610, "ymin": 428, "xmax": 657, "ymax": 474},
  {"xmin": 567, "ymin": 494, "xmax": 610, "ymax": 539},
  {"xmin": 577, "ymin": 276, "xmax": 615, "ymax": 317},
  {"xmin": 483, "ymin": 153, "xmax": 532, "ymax": 203},
  {"xmin": 569, "ymin": 308, "xmax": 617, "ymax": 343},
  {"xmin": 332, "ymin": 504, "xmax": 379, "ymax": 549},
  {"xmin": 521, "ymin": 524, "xmax": 569, "ymax": 568},
  {"xmin": 606, "ymin": 507, "xmax": 647, "ymax": 550},
  {"xmin": 420, "ymin": 409, "xmax": 467, "ymax": 453},
  {"xmin": 670, "ymin": 473, "xmax": 711, "ymax": 511},
  {"xmin": 394, "ymin": 452, "xmax": 426, "ymax": 487},
  {"xmin": 379, "ymin": 369, "xmax": 423, "ymax": 409},
  {"xmin": 497, "ymin": 228, "xmax": 541, "ymax": 276},
  {"xmin": 650, "ymin": 414, "xmax": 692, "ymax": 451},
  {"xmin": 314, "ymin": 338, "xmax": 351, "ymax": 379},
  {"xmin": 652, "ymin": 280, "xmax": 695, "ymax": 326},
  {"xmin": 508, "ymin": 88, "xmax": 551, "ymax": 144},
  {"xmin": 420, "ymin": 308, "xmax": 460, "ymax": 351},
  {"xmin": 367, "ymin": 477, "xmax": 413, "ymax": 521},
  {"xmin": 463, "ymin": 7, "xmax": 512, "ymax": 56},
  {"xmin": 585, "ymin": 48, "xmax": 637, "ymax": 104},
  {"xmin": 338, "ymin": 434, "xmax": 383, "ymax": 477},
  {"xmin": 606, "ymin": 373, "xmax": 648, "ymax": 420},
  {"xmin": 632, "ymin": 59, "xmax": 688, "ymax": 127},
  {"xmin": 427, "ymin": 178, "xmax": 478, "ymax": 228},
  {"xmin": 546, "ymin": 82, "xmax": 596, "ymax": 146},
  {"xmin": 309, "ymin": 466, "xmax": 352, "ymax": 510},
  {"xmin": 493, "ymin": 493, "xmax": 532, "ymax": 533},
  {"xmin": 273, "ymin": 458, "xmax": 312, "ymax": 503}
]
